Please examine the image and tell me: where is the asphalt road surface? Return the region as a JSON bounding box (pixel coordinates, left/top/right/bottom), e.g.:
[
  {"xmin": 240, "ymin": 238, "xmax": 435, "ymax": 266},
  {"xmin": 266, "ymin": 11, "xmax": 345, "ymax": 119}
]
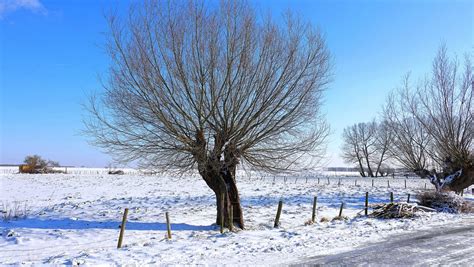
[{"xmin": 294, "ymin": 219, "xmax": 474, "ymax": 266}]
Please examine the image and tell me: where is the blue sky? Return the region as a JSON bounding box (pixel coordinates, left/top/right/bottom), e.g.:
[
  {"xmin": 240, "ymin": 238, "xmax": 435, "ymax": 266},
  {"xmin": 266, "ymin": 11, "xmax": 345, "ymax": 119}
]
[{"xmin": 0, "ymin": 0, "xmax": 472, "ymax": 167}]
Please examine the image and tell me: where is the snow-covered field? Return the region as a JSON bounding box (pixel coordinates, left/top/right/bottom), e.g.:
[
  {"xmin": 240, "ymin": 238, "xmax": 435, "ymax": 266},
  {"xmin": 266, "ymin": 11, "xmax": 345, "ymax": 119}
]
[{"xmin": 1, "ymin": 170, "xmax": 473, "ymax": 265}]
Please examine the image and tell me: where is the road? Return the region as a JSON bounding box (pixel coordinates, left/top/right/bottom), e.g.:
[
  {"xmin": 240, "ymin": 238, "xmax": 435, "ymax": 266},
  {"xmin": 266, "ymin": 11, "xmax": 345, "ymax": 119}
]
[{"xmin": 293, "ymin": 219, "xmax": 474, "ymax": 266}]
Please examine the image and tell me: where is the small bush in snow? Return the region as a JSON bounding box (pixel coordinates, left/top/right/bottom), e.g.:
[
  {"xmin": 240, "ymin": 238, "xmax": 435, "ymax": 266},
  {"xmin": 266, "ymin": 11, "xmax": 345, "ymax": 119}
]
[
  {"xmin": 417, "ymin": 191, "xmax": 473, "ymax": 213},
  {"xmin": 1, "ymin": 201, "xmax": 30, "ymax": 221},
  {"xmin": 319, "ymin": 217, "xmax": 330, "ymax": 223}
]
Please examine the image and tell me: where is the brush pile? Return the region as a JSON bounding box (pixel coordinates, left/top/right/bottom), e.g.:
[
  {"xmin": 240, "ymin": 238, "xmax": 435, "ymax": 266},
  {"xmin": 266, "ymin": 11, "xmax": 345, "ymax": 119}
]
[
  {"xmin": 417, "ymin": 191, "xmax": 473, "ymax": 213},
  {"xmin": 369, "ymin": 203, "xmax": 435, "ymax": 219}
]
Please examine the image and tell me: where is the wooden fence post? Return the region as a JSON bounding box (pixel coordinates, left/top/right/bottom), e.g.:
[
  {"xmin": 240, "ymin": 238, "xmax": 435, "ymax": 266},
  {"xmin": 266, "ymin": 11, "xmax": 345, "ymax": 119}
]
[
  {"xmin": 274, "ymin": 200, "xmax": 283, "ymax": 228},
  {"xmin": 166, "ymin": 212, "xmax": 172, "ymax": 239},
  {"xmin": 355, "ymin": 180, "xmax": 357, "ymax": 186},
  {"xmin": 117, "ymin": 208, "xmax": 129, "ymax": 248},
  {"xmin": 404, "ymin": 179, "xmax": 407, "ymax": 189},
  {"xmin": 327, "ymin": 177, "xmax": 330, "ymax": 185},
  {"xmin": 338, "ymin": 202, "xmax": 344, "ymax": 217},
  {"xmin": 311, "ymin": 196, "xmax": 318, "ymax": 222},
  {"xmin": 407, "ymin": 193, "xmax": 411, "ymax": 203},
  {"xmin": 365, "ymin": 192, "xmax": 369, "ymax": 216},
  {"xmin": 387, "ymin": 180, "xmax": 390, "ymax": 188},
  {"xmin": 390, "ymin": 192, "xmax": 394, "ymax": 203},
  {"xmin": 372, "ymin": 179, "xmax": 374, "ymax": 187},
  {"xmin": 318, "ymin": 178, "xmax": 320, "ymax": 184}
]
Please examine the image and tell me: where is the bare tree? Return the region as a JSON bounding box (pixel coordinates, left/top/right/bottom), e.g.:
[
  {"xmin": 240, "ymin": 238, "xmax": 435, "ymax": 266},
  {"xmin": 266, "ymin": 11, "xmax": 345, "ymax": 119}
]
[
  {"xmin": 384, "ymin": 46, "xmax": 473, "ymax": 192},
  {"xmin": 373, "ymin": 121, "xmax": 393, "ymax": 176},
  {"xmin": 341, "ymin": 124, "xmax": 367, "ymax": 177},
  {"xmin": 85, "ymin": 0, "xmax": 331, "ymax": 229},
  {"xmin": 341, "ymin": 121, "xmax": 391, "ymax": 177},
  {"xmin": 383, "ymin": 80, "xmax": 432, "ymax": 172}
]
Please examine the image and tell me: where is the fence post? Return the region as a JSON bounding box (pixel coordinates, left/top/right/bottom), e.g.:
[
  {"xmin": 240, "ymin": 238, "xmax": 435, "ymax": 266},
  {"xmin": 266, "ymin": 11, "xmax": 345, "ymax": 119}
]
[
  {"xmin": 327, "ymin": 177, "xmax": 330, "ymax": 185},
  {"xmin": 355, "ymin": 180, "xmax": 357, "ymax": 186},
  {"xmin": 372, "ymin": 179, "xmax": 374, "ymax": 187},
  {"xmin": 274, "ymin": 200, "xmax": 283, "ymax": 228},
  {"xmin": 387, "ymin": 180, "xmax": 390, "ymax": 188},
  {"xmin": 338, "ymin": 202, "xmax": 344, "ymax": 217},
  {"xmin": 365, "ymin": 192, "xmax": 369, "ymax": 216},
  {"xmin": 318, "ymin": 178, "xmax": 320, "ymax": 184},
  {"xmin": 390, "ymin": 192, "xmax": 394, "ymax": 203},
  {"xmin": 311, "ymin": 196, "xmax": 318, "ymax": 222},
  {"xmin": 404, "ymin": 179, "xmax": 407, "ymax": 189},
  {"xmin": 407, "ymin": 193, "xmax": 411, "ymax": 203},
  {"xmin": 165, "ymin": 212, "xmax": 172, "ymax": 239},
  {"xmin": 117, "ymin": 208, "xmax": 129, "ymax": 248}
]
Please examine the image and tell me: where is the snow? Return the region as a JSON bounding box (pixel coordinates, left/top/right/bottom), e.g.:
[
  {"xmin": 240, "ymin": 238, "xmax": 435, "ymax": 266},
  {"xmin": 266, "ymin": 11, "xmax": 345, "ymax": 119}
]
[{"xmin": 1, "ymin": 170, "xmax": 473, "ymax": 265}]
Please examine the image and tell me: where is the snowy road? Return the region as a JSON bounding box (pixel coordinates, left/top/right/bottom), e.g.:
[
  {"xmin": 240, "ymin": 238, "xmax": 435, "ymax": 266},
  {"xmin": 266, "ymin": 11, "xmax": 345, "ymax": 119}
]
[{"xmin": 294, "ymin": 218, "xmax": 474, "ymax": 266}]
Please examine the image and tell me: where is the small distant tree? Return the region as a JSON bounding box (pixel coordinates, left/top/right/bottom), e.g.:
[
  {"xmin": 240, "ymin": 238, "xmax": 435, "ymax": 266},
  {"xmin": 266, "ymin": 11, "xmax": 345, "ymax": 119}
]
[
  {"xmin": 24, "ymin": 155, "xmax": 48, "ymax": 169},
  {"xmin": 23, "ymin": 155, "xmax": 60, "ymax": 173},
  {"xmin": 341, "ymin": 121, "xmax": 392, "ymax": 177}
]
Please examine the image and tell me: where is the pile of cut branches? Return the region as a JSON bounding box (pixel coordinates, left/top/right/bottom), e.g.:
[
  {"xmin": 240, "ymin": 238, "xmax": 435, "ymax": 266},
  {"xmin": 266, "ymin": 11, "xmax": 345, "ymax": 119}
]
[{"xmin": 369, "ymin": 203, "xmax": 435, "ymax": 219}]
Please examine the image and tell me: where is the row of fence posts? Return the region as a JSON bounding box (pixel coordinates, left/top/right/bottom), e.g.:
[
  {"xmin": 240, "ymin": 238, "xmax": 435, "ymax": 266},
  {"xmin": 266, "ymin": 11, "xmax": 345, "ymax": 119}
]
[
  {"xmin": 115, "ymin": 188, "xmax": 457, "ymax": 248},
  {"xmin": 272, "ymin": 176, "xmax": 432, "ymax": 190}
]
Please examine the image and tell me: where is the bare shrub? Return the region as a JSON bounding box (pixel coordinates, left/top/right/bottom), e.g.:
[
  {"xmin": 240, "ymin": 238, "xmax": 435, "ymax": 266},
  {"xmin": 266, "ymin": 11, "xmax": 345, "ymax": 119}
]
[
  {"xmin": 1, "ymin": 201, "xmax": 30, "ymax": 221},
  {"xmin": 319, "ymin": 217, "xmax": 330, "ymax": 223},
  {"xmin": 417, "ymin": 191, "xmax": 473, "ymax": 213}
]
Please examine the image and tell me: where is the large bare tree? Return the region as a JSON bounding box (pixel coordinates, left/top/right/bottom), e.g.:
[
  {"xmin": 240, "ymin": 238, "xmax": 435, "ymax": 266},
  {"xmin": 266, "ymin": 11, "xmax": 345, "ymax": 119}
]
[
  {"xmin": 383, "ymin": 46, "xmax": 473, "ymax": 192},
  {"xmin": 85, "ymin": 0, "xmax": 331, "ymax": 229}
]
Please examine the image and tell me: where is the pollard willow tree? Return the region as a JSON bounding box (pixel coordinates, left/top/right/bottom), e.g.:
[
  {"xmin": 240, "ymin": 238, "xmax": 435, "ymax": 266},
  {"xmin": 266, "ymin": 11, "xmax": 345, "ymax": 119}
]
[
  {"xmin": 383, "ymin": 46, "xmax": 473, "ymax": 193},
  {"xmin": 85, "ymin": 0, "xmax": 331, "ymax": 229}
]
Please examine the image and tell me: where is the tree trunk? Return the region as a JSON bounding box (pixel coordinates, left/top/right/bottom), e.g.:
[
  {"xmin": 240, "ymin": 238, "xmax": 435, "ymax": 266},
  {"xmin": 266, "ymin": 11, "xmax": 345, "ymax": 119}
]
[
  {"xmin": 356, "ymin": 155, "xmax": 366, "ymax": 177},
  {"xmin": 375, "ymin": 150, "xmax": 387, "ymax": 178},
  {"xmin": 199, "ymin": 163, "xmax": 244, "ymax": 230},
  {"xmin": 415, "ymin": 159, "xmax": 474, "ymax": 193},
  {"xmin": 213, "ymin": 170, "xmax": 244, "ymax": 229}
]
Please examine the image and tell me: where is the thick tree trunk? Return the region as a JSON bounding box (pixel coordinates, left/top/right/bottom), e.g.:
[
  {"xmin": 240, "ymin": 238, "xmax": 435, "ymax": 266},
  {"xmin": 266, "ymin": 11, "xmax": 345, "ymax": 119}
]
[
  {"xmin": 213, "ymin": 171, "xmax": 244, "ymax": 229},
  {"xmin": 415, "ymin": 158, "xmax": 474, "ymax": 193},
  {"xmin": 198, "ymin": 162, "xmax": 244, "ymax": 229}
]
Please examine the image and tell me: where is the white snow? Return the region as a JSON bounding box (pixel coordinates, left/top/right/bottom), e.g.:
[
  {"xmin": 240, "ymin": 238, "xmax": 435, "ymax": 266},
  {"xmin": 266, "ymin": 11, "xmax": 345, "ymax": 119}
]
[{"xmin": 0, "ymin": 170, "xmax": 473, "ymax": 265}]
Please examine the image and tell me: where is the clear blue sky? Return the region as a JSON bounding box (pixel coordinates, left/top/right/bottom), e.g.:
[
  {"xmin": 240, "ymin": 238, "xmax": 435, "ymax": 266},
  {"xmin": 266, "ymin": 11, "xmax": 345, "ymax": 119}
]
[{"xmin": 0, "ymin": 0, "xmax": 472, "ymax": 167}]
